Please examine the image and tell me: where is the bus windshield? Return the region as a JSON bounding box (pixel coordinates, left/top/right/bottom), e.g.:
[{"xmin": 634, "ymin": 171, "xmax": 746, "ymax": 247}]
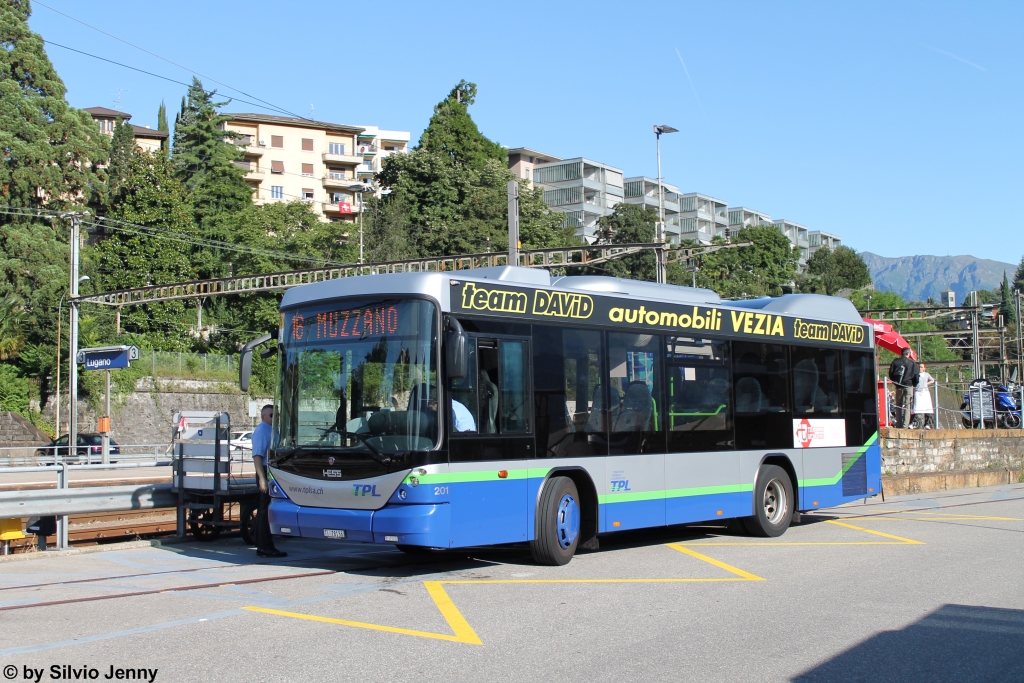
[{"xmin": 275, "ymin": 298, "xmax": 438, "ymax": 457}]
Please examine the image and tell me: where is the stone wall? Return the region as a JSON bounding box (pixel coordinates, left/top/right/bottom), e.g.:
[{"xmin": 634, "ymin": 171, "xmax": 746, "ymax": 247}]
[
  {"xmin": 880, "ymin": 428, "xmax": 1024, "ymax": 475},
  {"xmin": 42, "ymin": 378, "xmax": 272, "ymax": 447},
  {"xmin": 0, "ymin": 412, "xmax": 52, "ymax": 457}
]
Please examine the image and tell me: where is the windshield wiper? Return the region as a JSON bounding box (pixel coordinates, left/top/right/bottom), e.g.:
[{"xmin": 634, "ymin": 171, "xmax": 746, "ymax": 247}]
[{"xmin": 314, "ymin": 427, "xmax": 392, "ymax": 466}]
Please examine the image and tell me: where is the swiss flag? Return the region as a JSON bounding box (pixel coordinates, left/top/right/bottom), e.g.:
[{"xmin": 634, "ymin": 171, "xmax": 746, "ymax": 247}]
[{"xmin": 338, "ymin": 201, "xmax": 352, "ymax": 214}]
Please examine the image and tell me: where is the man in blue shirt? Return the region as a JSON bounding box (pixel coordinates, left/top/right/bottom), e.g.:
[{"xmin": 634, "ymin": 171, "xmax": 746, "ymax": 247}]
[
  {"xmin": 427, "ymin": 397, "xmax": 476, "ymax": 432},
  {"xmin": 251, "ymin": 404, "xmax": 286, "ymax": 558}
]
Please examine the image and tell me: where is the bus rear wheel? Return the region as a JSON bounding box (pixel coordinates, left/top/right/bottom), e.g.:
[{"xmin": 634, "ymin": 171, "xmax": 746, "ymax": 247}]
[
  {"xmin": 531, "ymin": 476, "xmax": 580, "ymax": 566},
  {"xmin": 743, "ymin": 465, "xmax": 794, "ymax": 538}
]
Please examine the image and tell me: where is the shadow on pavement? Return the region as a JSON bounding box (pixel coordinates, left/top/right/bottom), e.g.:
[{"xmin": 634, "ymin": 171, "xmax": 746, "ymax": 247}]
[{"xmin": 791, "ymin": 604, "xmax": 1024, "ymax": 683}]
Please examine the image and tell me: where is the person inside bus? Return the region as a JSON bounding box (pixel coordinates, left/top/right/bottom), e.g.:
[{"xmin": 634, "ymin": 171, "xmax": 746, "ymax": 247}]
[{"xmin": 420, "ymin": 389, "xmax": 476, "ymax": 432}]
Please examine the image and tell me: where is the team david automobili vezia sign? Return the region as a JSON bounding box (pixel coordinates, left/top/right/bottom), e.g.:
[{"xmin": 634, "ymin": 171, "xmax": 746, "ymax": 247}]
[{"xmin": 451, "ymin": 281, "xmax": 870, "ymax": 348}]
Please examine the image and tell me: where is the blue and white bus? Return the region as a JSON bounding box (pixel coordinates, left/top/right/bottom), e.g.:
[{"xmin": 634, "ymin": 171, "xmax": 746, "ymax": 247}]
[{"xmin": 240, "ymin": 266, "xmax": 880, "ymax": 565}]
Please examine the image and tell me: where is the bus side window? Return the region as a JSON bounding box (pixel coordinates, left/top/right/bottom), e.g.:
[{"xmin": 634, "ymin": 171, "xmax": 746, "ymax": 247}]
[
  {"xmin": 499, "ymin": 340, "xmax": 528, "ymax": 433},
  {"xmin": 842, "ymin": 349, "xmax": 878, "ymax": 445},
  {"xmin": 791, "ymin": 347, "xmax": 842, "ymax": 414},
  {"xmin": 733, "ymin": 342, "xmax": 792, "ymax": 449},
  {"xmin": 532, "ymin": 326, "xmax": 605, "ymax": 458},
  {"xmin": 450, "ymin": 341, "xmax": 479, "ymax": 434},
  {"xmin": 666, "ymin": 337, "xmax": 733, "ymax": 452},
  {"xmin": 607, "ymin": 332, "xmax": 665, "ymax": 455}
]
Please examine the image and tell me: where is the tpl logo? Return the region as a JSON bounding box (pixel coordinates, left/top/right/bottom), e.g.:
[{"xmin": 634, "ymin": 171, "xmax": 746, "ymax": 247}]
[
  {"xmin": 610, "ymin": 479, "xmax": 631, "ymax": 492},
  {"xmin": 352, "ymin": 484, "xmax": 382, "ymax": 497}
]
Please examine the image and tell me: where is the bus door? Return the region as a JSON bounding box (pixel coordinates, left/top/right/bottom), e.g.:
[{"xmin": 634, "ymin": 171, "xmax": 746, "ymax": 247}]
[{"xmin": 448, "ymin": 335, "xmax": 534, "ymax": 546}]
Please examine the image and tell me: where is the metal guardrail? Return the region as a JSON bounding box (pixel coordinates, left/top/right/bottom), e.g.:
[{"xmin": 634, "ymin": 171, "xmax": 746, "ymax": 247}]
[
  {"xmin": 0, "ymin": 460, "xmax": 175, "ymax": 549},
  {"xmin": 0, "ymin": 483, "xmax": 175, "ymax": 518},
  {"xmin": 0, "ymin": 443, "xmax": 172, "ymax": 467}
]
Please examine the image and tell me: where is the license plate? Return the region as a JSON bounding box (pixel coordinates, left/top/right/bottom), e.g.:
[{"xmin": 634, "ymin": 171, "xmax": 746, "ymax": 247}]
[{"xmin": 323, "ymin": 529, "xmax": 346, "ymax": 539}]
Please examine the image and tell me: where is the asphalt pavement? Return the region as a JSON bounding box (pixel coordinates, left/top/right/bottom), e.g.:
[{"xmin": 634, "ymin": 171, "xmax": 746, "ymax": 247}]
[{"xmin": 1, "ymin": 484, "xmax": 1023, "ymax": 683}]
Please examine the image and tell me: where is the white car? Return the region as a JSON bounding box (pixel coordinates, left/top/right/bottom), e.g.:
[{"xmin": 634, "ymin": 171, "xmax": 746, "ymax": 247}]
[{"xmin": 230, "ymin": 430, "xmax": 253, "ymax": 452}]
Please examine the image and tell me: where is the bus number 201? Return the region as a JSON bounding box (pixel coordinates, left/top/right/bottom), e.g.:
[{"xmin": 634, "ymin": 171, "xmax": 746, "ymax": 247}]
[{"xmin": 434, "ymin": 486, "xmax": 449, "ymax": 496}]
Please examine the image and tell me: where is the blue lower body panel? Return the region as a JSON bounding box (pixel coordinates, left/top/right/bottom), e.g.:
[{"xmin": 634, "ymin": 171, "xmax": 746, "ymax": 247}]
[
  {"xmin": 666, "ymin": 491, "xmax": 752, "ymax": 526},
  {"xmin": 800, "ymin": 443, "xmax": 883, "ymax": 511},
  {"xmin": 269, "ymin": 499, "xmax": 451, "ymax": 547},
  {"xmin": 449, "ymin": 479, "xmax": 527, "ymax": 547}
]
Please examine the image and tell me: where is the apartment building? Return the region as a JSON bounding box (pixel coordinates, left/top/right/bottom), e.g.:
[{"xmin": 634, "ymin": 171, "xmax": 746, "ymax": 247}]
[
  {"xmin": 623, "ymin": 177, "xmax": 681, "ymax": 243},
  {"xmin": 773, "ymin": 219, "xmax": 810, "ymax": 268},
  {"xmin": 507, "ymin": 148, "xmax": 561, "ymax": 188},
  {"xmin": 808, "ymin": 230, "xmax": 842, "ymax": 255},
  {"xmin": 678, "ymin": 193, "xmax": 728, "ymax": 244},
  {"xmin": 531, "ymin": 157, "xmax": 625, "ymax": 241},
  {"xmin": 727, "ymin": 206, "xmax": 772, "ymax": 237},
  {"xmin": 223, "ymin": 114, "xmax": 409, "ymax": 222},
  {"xmin": 85, "ymin": 107, "xmax": 168, "ymax": 154}
]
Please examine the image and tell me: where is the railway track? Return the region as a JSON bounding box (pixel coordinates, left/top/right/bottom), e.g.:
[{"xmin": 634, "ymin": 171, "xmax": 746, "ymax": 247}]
[{"xmin": 1, "ymin": 504, "xmax": 248, "ymax": 554}]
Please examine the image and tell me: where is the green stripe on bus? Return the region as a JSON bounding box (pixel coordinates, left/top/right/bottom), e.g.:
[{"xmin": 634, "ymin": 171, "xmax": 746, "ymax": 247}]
[
  {"xmin": 798, "ymin": 431, "xmax": 879, "ymax": 488},
  {"xmin": 402, "ymin": 467, "xmax": 551, "ymax": 486},
  {"xmin": 599, "ymin": 482, "xmax": 754, "ymax": 505}
]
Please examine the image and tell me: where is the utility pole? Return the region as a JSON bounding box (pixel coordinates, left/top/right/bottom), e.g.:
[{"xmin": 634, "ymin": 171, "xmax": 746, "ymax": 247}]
[
  {"xmin": 507, "ymin": 181, "xmax": 520, "ymax": 267},
  {"xmin": 653, "ymin": 125, "xmax": 677, "ymax": 284},
  {"xmin": 63, "ymin": 211, "xmax": 87, "ymax": 550},
  {"xmin": 1016, "ymin": 289, "xmax": 1023, "ymax": 381}
]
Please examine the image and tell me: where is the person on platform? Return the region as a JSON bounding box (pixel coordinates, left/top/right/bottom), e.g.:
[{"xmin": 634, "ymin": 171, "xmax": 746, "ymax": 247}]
[
  {"xmin": 911, "ymin": 363, "xmax": 936, "ymax": 429},
  {"xmin": 888, "ymin": 347, "xmax": 919, "ymax": 428},
  {"xmin": 251, "ymin": 404, "xmax": 286, "ymax": 558}
]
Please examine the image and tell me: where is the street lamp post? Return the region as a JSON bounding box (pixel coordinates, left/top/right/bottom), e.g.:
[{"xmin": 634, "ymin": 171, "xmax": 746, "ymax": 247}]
[
  {"xmin": 653, "ymin": 125, "xmax": 678, "ymax": 284},
  {"xmin": 349, "ymin": 184, "xmax": 370, "ymax": 265}
]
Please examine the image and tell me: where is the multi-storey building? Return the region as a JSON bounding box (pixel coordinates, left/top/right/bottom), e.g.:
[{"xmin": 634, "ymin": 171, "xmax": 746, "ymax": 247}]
[
  {"xmin": 85, "ymin": 107, "xmax": 168, "ymax": 153},
  {"xmin": 623, "ymin": 177, "xmax": 681, "ymax": 243},
  {"xmin": 678, "ymin": 193, "xmax": 728, "ymax": 244},
  {"xmin": 507, "ymin": 148, "xmax": 561, "ymax": 188},
  {"xmin": 727, "ymin": 206, "xmax": 772, "ymax": 237},
  {"xmin": 531, "ymin": 157, "xmax": 624, "ymax": 241},
  {"xmin": 808, "ymin": 230, "xmax": 842, "ymax": 255},
  {"xmin": 772, "ymin": 219, "xmax": 810, "ymax": 268},
  {"xmin": 223, "ymin": 114, "xmax": 409, "ymax": 223}
]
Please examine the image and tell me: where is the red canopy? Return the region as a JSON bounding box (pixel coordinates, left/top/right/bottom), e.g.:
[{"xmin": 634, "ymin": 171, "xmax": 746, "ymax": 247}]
[{"xmin": 864, "ymin": 318, "xmax": 916, "ymax": 360}]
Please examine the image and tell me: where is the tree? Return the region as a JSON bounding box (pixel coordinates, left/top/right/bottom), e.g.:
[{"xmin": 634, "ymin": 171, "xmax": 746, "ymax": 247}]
[
  {"xmin": 592, "ymin": 203, "xmax": 657, "ymax": 280},
  {"xmin": 95, "ymin": 152, "xmax": 198, "ymax": 343},
  {"xmin": 999, "ymin": 271, "xmax": 1017, "ymax": 328},
  {"xmin": 418, "ymin": 81, "xmax": 506, "ymax": 170},
  {"xmin": 800, "ymin": 245, "xmax": 871, "ymax": 295},
  {"xmin": 107, "ymin": 117, "xmax": 136, "ymax": 197},
  {"xmin": 680, "ymin": 225, "xmax": 799, "ymax": 297},
  {"xmin": 0, "ymin": 0, "xmax": 108, "ymax": 409},
  {"xmin": 171, "ymin": 77, "xmax": 252, "ymax": 265},
  {"xmin": 363, "ymin": 194, "xmax": 418, "ymax": 263},
  {"xmin": 156, "ymin": 100, "xmax": 169, "ymax": 159}
]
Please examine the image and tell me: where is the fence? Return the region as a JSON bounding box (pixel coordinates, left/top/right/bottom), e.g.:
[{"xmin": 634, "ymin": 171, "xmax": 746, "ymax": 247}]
[
  {"xmin": 147, "ymin": 351, "xmax": 237, "ymax": 381},
  {"xmin": 884, "ymin": 377, "xmax": 1024, "ymax": 431}
]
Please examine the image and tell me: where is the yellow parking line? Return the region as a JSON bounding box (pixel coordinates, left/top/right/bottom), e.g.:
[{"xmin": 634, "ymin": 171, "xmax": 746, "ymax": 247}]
[
  {"xmin": 242, "ymin": 604, "xmax": 478, "ymax": 643},
  {"xmin": 666, "ymin": 544, "xmax": 766, "ymax": 581},
  {"xmin": 245, "ymin": 543, "xmax": 763, "ymax": 644},
  {"xmin": 683, "ymin": 541, "xmax": 907, "ymax": 546},
  {"xmin": 825, "ymin": 519, "xmax": 924, "ymax": 544}
]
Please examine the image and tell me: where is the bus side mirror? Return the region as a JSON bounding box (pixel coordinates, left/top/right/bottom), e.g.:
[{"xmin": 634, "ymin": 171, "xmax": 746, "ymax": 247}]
[
  {"xmin": 445, "ymin": 317, "xmax": 468, "ymax": 379},
  {"xmin": 239, "ymin": 332, "xmax": 273, "ymax": 392}
]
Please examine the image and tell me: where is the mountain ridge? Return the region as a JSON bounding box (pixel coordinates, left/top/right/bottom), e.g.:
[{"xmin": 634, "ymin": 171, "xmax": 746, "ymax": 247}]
[{"xmin": 861, "ymin": 252, "xmax": 1017, "ymax": 303}]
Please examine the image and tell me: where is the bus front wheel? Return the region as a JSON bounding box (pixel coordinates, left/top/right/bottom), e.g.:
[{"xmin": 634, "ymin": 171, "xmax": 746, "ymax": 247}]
[
  {"xmin": 743, "ymin": 465, "xmax": 794, "ymax": 538},
  {"xmin": 531, "ymin": 476, "xmax": 580, "ymax": 566}
]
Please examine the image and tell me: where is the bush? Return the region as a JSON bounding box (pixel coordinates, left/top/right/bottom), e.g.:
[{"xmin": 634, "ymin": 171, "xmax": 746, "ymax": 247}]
[{"xmin": 0, "ymin": 364, "xmax": 30, "ymax": 414}]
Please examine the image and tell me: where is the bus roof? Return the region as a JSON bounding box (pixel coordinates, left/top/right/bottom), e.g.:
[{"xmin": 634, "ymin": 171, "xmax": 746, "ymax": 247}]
[{"xmin": 280, "ymin": 266, "xmax": 862, "ymax": 325}]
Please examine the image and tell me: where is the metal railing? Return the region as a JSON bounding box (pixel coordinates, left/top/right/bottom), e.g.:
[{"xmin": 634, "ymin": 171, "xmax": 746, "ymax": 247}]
[
  {"xmin": 0, "ymin": 443, "xmax": 173, "ymax": 467},
  {"xmin": 0, "ymin": 460, "xmax": 175, "ymax": 549}
]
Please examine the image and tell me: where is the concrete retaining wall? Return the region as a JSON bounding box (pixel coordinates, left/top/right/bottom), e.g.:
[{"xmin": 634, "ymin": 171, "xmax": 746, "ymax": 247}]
[
  {"xmin": 0, "ymin": 412, "xmax": 52, "ymax": 457},
  {"xmin": 880, "ymin": 428, "xmax": 1024, "ymax": 475}
]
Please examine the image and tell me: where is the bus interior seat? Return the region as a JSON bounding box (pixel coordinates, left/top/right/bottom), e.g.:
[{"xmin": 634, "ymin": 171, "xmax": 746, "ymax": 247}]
[
  {"xmin": 479, "ymin": 369, "xmax": 498, "ymax": 433},
  {"xmin": 585, "ymin": 384, "xmax": 604, "ymax": 432},
  {"xmin": 614, "ymin": 381, "xmax": 653, "ymax": 432},
  {"xmin": 794, "ymin": 359, "xmax": 833, "ymax": 412},
  {"xmin": 735, "ymin": 377, "xmax": 766, "ymax": 413}
]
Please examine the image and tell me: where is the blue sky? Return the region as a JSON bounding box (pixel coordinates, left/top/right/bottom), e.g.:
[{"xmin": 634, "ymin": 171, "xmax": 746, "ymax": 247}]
[{"xmin": 29, "ymin": 0, "xmax": 1023, "ymax": 263}]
